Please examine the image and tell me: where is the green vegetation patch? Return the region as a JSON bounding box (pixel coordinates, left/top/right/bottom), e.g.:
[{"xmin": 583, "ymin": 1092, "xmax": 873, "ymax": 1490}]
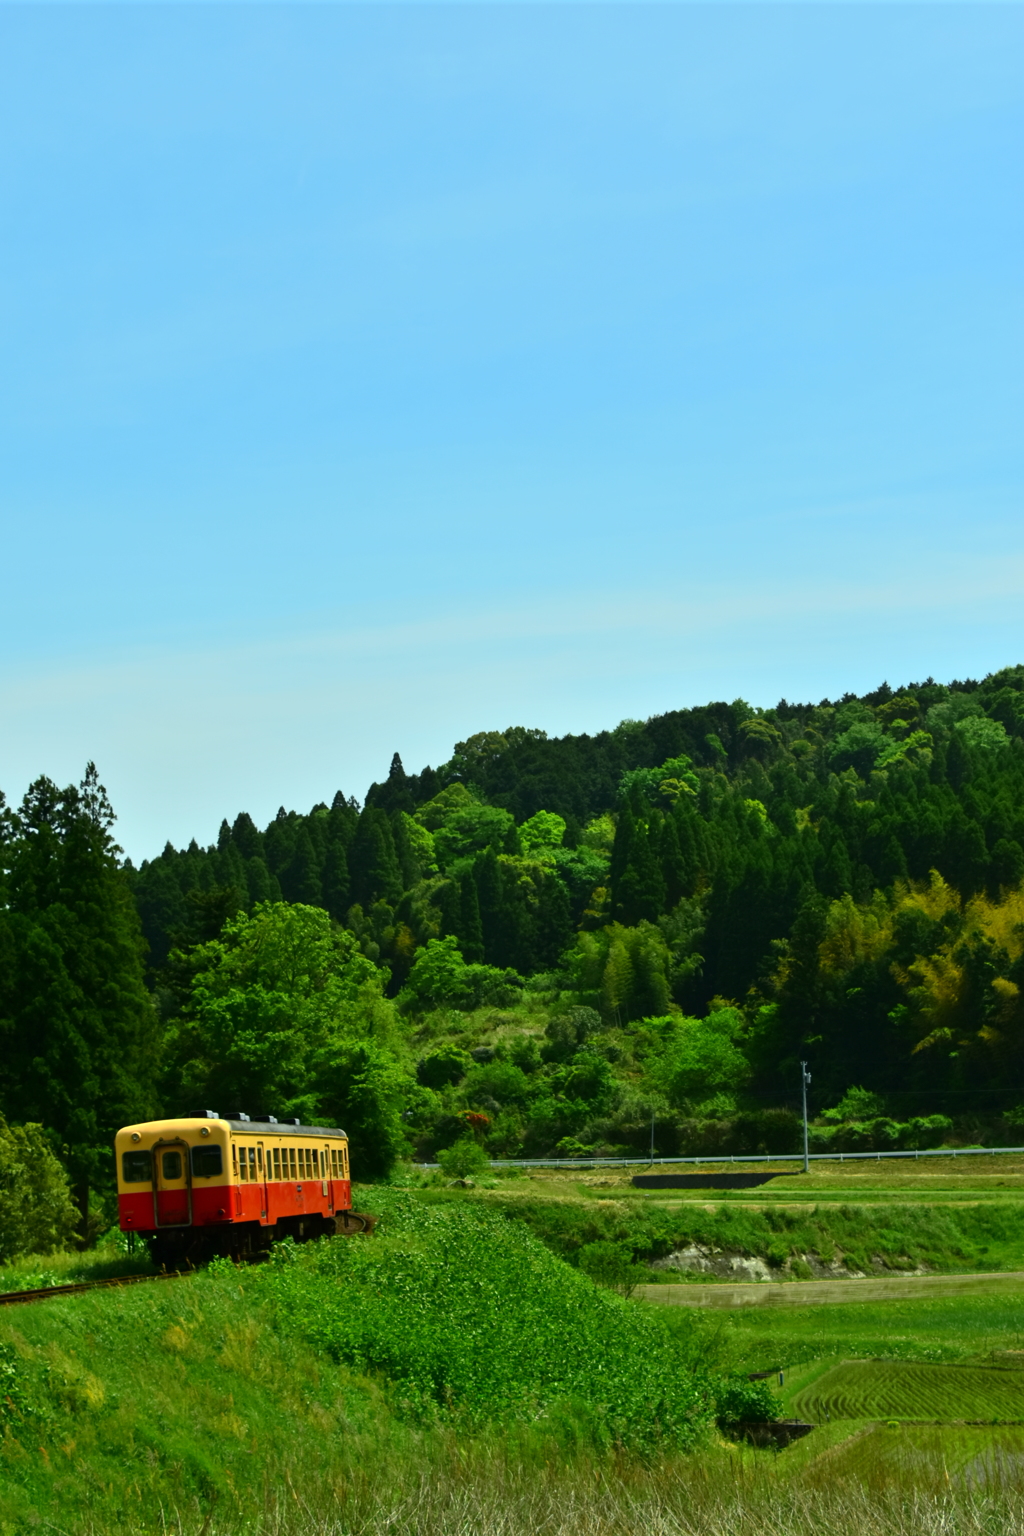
[
  {"xmin": 687, "ymin": 1291, "xmax": 1024, "ymax": 1377},
  {"xmin": 0, "ymin": 1268, "xmax": 396, "ymax": 1532},
  {"xmin": 789, "ymin": 1359, "xmax": 1024, "ymax": 1423},
  {"xmin": 797, "ymin": 1422, "xmax": 1024, "ymax": 1491},
  {"xmin": 437, "ymin": 1186, "xmax": 1024, "ymax": 1277},
  {"xmin": 252, "ymin": 1190, "xmax": 714, "ymax": 1451}
]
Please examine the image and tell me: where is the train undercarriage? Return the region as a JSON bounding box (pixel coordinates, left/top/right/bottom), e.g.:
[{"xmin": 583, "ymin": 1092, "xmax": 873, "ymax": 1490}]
[{"xmin": 144, "ymin": 1209, "xmax": 377, "ymax": 1270}]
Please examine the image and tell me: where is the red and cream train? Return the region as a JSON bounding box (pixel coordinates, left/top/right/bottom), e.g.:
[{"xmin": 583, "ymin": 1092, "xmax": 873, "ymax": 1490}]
[{"xmin": 115, "ymin": 1112, "xmax": 372, "ymax": 1266}]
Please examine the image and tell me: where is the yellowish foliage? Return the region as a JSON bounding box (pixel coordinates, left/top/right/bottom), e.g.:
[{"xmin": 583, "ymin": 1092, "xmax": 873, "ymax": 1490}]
[
  {"xmin": 819, "ymin": 891, "xmax": 893, "ymax": 974},
  {"xmin": 815, "ymin": 872, "xmax": 1024, "ymax": 1064}
]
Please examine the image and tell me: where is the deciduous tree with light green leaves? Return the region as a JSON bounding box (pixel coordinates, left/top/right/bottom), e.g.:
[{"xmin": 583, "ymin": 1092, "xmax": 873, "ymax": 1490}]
[{"xmin": 163, "ymin": 902, "xmax": 398, "ymax": 1122}]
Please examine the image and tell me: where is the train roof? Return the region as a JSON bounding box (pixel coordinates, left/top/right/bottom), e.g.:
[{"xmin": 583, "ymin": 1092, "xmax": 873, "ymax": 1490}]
[{"xmin": 117, "ymin": 1116, "xmax": 348, "ymax": 1139}]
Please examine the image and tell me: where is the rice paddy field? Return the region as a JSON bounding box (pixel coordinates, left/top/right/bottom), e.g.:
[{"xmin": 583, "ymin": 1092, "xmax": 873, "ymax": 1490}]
[{"xmin": 785, "ymin": 1358, "xmax": 1024, "ymax": 1421}]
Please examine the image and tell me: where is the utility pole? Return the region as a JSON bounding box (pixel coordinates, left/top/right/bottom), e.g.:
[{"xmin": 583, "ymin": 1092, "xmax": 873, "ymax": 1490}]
[{"xmin": 801, "ymin": 1061, "xmax": 811, "ymax": 1174}]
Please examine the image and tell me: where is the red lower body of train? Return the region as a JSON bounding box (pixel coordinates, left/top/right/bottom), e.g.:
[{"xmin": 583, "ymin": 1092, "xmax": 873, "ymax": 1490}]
[{"xmin": 119, "ymin": 1176, "xmax": 370, "ymax": 1267}]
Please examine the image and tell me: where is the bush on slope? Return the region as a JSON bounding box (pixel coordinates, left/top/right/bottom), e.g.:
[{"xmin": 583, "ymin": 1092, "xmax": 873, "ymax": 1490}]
[{"xmin": 255, "ymin": 1191, "xmax": 714, "ymax": 1452}]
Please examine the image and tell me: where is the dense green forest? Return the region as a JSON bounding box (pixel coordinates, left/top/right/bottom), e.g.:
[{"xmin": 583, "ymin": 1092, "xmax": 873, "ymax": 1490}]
[{"xmin": 5, "ymin": 666, "xmax": 1024, "ymax": 1212}]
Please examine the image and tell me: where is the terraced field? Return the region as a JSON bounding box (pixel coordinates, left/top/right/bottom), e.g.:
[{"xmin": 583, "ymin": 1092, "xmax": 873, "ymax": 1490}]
[
  {"xmin": 792, "ymin": 1421, "xmax": 1024, "ymax": 1490},
  {"xmin": 788, "ymin": 1358, "xmax": 1024, "ymax": 1422}
]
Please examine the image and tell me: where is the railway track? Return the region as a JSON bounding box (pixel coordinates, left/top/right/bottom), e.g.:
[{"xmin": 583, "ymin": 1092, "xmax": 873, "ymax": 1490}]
[{"xmin": 0, "ymin": 1269, "xmax": 188, "ymax": 1309}]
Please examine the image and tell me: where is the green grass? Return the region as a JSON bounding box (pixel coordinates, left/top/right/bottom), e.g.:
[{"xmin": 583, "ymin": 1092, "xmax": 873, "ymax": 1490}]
[
  {"xmin": 5, "ymin": 1183, "xmax": 1024, "ymax": 1533},
  {"xmin": 422, "ymin": 1182, "xmax": 1024, "ymax": 1277},
  {"xmin": 795, "ymin": 1421, "xmax": 1024, "ymax": 1490},
  {"xmin": 1, "ymin": 1261, "xmax": 1024, "ymax": 1534},
  {"xmin": 666, "ymin": 1291, "xmax": 1024, "ymax": 1375},
  {"xmin": 0, "ymin": 1232, "xmax": 154, "ymax": 1292},
  {"xmin": 0, "ymin": 1264, "xmax": 394, "ymax": 1533},
  {"xmin": 788, "ymin": 1360, "xmax": 1024, "ymax": 1422},
  {"xmin": 249, "ymin": 1189, "xmax": 713, "ymax": 1450},
  {"xmin": 0, "ymin": 1192, "xmax": 722, "ymax": 1533}
]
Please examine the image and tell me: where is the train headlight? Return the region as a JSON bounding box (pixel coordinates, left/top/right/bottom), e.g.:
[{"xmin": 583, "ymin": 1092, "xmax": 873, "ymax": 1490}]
[
  {"xmin": 131, "ymin": 1133, "xmax": 141, "ymax": 1142},
  {"xmin": 201, "ymin": 1127, "xmax": 210, "ymax": 1137}
]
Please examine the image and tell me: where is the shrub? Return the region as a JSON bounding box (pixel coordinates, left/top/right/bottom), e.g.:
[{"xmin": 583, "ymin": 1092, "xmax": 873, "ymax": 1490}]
[
  {"xmin": 714, "ymin": 1375, "xmax": 778, "ymax": 1428},
  {"xmin": 542, "ymin": 1008, "xmax": 601, "ymax": 1063},
  {"xmin": 417, "ymin": 1045, "xmax": 472, "ymax": 1089},
  {"xmin": 577, "ymin": 1240, "xmax": 640, "ymax": 1297},
  {"xmin": 436, "ymin": 1137, "xmax": 489, "ymax": 1179},
  {"xmin": 0, "ymin": 1119, "xmax": 78, "ymax": 1262},
  {"xmin": 463, "ymin": 1060, "xmax": 535, "ymax": 1110},
  {"xmin": 398, "ymin": 937, "xmax": 523, "ymax": 1013},
  {"xmin": 257, "ymin": 1193, "xmax": 714, "ymax": 1451}
]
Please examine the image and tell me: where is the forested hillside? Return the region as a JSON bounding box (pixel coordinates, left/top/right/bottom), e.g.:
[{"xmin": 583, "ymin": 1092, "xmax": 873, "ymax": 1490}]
[{"xmin": 5, "ymin": 666, "xmax": 1024, "ymax": 1205}]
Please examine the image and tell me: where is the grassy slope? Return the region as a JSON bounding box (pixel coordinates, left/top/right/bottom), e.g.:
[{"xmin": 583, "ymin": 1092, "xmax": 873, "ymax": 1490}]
[
  {"xmin": 0, "ymin": 1193, "xmax": 715, "ymax": 1534},
  {"xmin": 0, "ymin": 1264, "xmax": 397, "ymax": 1533},
  {"xmin": 6, "ymin": 1165, "xmax": 1024, "ymax": 1533}
]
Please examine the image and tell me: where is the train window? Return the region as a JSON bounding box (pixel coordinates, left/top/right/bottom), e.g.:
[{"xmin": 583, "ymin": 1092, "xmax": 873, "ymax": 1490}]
[
  {"xmin": 191, "ymin": 1145, "xmax": 223, "ymax": 1178},
  {"xmin": 273, "ymin": 1147, "xmax": 281, "ymax": 1179},
  {"xmin": 342, "ymin": 1146, "xmax": 349, "ymax": 1179},
  {"xmin": 249, "ymin": 1148, "xmax": 257, "ymax": 1178},
  {"xmin": 312, "ymin": 1148, "xmax": 319, "ymax": 1176},
  {"xmin": 304, "ymin": 1148, "xmax": 311, "ymax": 1178},
  {"xmin": 122, "ymin": 1150, "xmax": 152, "ymax": 1182},
  {"xmin": 239, "ymin": 1146, "xmax": 249, "ymax": 1182},
  {"xmin": 257, "ymin": 1146, "xmax": 264, "ymax": 1172},
  {"xmin": 232, "ymin": 1144, "xmax": 238, "ymax": 1177},
  {"xmin": 161, "ymin": 1151, "xmax": 183, "ymax": 1180},
  {"xmin": 289, "ymin": 1147, "xmax": 297, "ymax": 1179}
]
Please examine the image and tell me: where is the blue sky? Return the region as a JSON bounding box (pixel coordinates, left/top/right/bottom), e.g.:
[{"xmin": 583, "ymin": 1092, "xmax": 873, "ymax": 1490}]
[{"xmin": 2, "ymin": 3, "xmax": 1022, "ymax": 861}]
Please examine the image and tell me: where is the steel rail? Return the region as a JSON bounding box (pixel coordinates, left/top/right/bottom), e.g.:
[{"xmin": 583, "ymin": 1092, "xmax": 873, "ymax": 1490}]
[{"xmin": 0, "ymin": 1269, "xmax": 188, "ymax": 1309}]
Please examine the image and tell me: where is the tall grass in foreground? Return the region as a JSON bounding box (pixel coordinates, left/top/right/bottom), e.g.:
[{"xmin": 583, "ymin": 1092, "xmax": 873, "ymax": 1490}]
[{"xmin": 59, "ymin": 1441, "xmax": 1024, "ymax": 1536}]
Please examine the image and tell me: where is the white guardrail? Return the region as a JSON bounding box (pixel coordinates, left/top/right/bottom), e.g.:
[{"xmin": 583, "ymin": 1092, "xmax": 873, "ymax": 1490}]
[{"xmin": 415, "ymin": 1146, "xmax": 1024, "ymax": 1171}]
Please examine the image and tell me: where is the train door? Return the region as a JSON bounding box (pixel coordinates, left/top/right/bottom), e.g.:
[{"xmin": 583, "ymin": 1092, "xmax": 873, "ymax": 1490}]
[
  {"xmin": 256, "ymin": 1140, "xmax": 268, "ymax": 1222},
  {"xmin": 323, "ymin": 1143, "xmax": 334, "ymax": 1212},
  {"xmin": 154, "ymin": 1138, "xmax": 191, "ymax": 1227}
]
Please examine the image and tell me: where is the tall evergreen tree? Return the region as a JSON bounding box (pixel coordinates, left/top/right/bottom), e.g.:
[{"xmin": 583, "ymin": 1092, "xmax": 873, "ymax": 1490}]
[
  {"xmin": 230, "ymin": 811, "xmax": 263, "ymax": 860},
  {"xmin": 614, "ymin": 819, "xmax": 666, "ymax": 924},
  {"xmin": 459, "ymin": 872, "xmax": 485, "ymax": 963},
  {"xmin": 348, "ymin": 809, "xmax": 402, "ymax": 907},
  {"xmin": 0, "ymin": 767, "xmax": 159, "ymax": 1225},
  {"xmin": 474, "ymin": 848, "xmax": 509, "ymax": 966},
  {"xmin": 279, "ymin": 824, "xmax": 323, "ymax": 906}
]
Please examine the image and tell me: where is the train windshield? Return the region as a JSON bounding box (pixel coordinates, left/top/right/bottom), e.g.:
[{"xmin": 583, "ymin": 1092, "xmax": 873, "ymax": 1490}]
[
  {"xmin": 191, "ymin": 1145, "xmax": 223, "ymax": 1178},
  {"xmin": 122, "ymin": 1150, "xmax": 153, "ymax": 1182}
]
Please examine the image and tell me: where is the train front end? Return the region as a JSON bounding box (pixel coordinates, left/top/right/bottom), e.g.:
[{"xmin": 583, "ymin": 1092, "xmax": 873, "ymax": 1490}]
[{"xmin": 116, "ymin": 1116, "xmax": 234, "ymax": 1246}]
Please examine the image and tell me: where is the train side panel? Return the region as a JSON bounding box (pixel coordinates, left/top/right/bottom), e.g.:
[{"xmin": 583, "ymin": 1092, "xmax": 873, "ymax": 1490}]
[{"xmin": 115, "ymin": 1118, "xmax": 353, "ymax": 1238}]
